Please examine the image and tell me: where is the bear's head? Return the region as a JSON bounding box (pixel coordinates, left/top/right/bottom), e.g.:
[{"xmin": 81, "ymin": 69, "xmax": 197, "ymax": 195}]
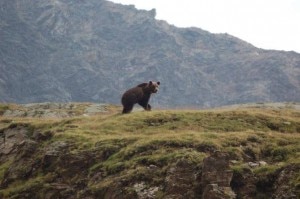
[{"xmin": 148, "ymin": 81, "xmax": 160, "ymax": 93}]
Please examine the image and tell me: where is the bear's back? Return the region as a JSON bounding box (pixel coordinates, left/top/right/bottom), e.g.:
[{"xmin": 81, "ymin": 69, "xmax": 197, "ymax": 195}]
[{"xmin": 121, "ymin": 86, "xmax": 144, "ymax": 105}]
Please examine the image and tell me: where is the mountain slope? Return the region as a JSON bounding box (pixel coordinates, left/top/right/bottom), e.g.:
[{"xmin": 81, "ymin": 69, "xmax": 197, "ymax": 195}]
[{"xmin": 0, "ymin": 0, "xmax": 299, "ymax": 107}]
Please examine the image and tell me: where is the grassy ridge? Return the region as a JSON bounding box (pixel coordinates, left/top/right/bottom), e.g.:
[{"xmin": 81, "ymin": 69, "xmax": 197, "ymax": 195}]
[
  {"xmin": 0, "ymin": 105, "xmax": 299, "ymax": 198},
  {"xmin": 58, "ymin": 109, "xmax": 300, "ymax": 164}
]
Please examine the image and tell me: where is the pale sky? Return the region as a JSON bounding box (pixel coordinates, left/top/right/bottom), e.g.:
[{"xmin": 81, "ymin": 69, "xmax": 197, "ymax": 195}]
[{"xmin": 109, "ymin": 0, "xmax": 300, "ymax": 53}]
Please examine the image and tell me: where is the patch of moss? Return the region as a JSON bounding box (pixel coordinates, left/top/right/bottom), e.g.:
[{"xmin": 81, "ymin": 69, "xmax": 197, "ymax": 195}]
[
  {"xmin": 253, "ymin": 165, "xmax": 280, "ymax": 175},
  {"xmin": 0, "ymin": 159, "xmax": 13, "ymax": 180},
  {"xmin": 0, "ymin": 176, "xmax": 45, "ymax": 198}
]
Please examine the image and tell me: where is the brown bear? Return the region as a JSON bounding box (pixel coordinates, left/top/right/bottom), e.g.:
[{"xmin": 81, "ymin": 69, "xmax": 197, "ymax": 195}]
[{"xmin": 121, "ymin": 81, "xmax": 160, "ymax": 114}]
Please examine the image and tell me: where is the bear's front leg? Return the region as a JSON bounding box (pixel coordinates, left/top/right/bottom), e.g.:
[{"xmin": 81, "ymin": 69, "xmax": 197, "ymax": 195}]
[
  {"xmin": 146, "ymin": 104, "xmax": 151, "ymax": 111},
  {"xmin": 138, "ymin": 101, "xmax": 151, "ymax": 111}
]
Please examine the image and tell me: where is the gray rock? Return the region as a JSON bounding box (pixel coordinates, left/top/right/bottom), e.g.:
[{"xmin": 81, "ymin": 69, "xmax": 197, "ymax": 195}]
[
  {"xmin": 133, "ymin": 182, "xmax": 160, "ymax": 199},
  {"xmin": 259, "ymin": 161, "xmax": 267, "ymax": 166},
  {"xmin": 248, "ymin": 162, "xmax": 260, "ymax": 168},
  {"xmin": 202, "ymin": 184, "xmax": 236, "ymax": 199},
  {"xmin": 84, "ymin": 104, "xmax": 108, "ymax": 115}
]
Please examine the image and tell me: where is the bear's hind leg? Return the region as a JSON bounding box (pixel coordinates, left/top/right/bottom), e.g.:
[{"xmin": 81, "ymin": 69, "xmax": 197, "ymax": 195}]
[
  {"xmin": 122, "ymin": 104, "xmax": 133, "ymax": 114},
  {"xmin": 146, "ymin": 104, "xmax": 151, "ymax": 111}
]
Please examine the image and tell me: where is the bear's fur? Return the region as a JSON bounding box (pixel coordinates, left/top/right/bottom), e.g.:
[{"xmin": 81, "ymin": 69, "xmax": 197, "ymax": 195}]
[{"xmin": 121, "ymin": 81, "xmax": 160, "ymax": 114}]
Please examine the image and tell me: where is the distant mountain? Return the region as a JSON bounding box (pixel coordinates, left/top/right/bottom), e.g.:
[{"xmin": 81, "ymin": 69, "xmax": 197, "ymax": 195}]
[{"xmin": 0, "ymin": 0, "xmax": 299, "ymax": 108}]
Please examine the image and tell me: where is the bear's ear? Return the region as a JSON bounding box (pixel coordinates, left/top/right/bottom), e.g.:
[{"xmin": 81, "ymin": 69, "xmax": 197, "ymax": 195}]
[
  {"xmin": 157, "ymin": 81, "xmax": 160, "ymax": 85},
  {"xmin": 149, "ymin": 81, "xmax": 153, "ymax": 85}
]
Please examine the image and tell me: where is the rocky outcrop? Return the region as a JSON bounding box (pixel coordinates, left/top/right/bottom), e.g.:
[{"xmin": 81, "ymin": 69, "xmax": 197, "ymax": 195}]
[
  {"xmin": 231, "ymin": 167, "xmax": 257, "ymax": 198},
  {"xmin": 0, "ymin": 124, "xmax": 40, "ymax": 188},
  {"xmin": 164, "ymin": 159, "xmax": 200, "ymax": 198},
  {"xmin": 272, "ymin": 164, "xmax": 300, "ymax": 199},
  {"xmin": 201, "ymin": 151, "xmax": 236, "ymax": 199}
]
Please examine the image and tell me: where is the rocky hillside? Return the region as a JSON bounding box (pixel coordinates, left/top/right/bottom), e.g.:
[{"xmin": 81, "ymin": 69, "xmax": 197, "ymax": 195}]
[
  {"xmin": 0, "ymin": 0, "xmax": 300, "ymax": 107},
  {"xmin": 0, "ymin": 103, "xmax": 299, "ymax": 198}
]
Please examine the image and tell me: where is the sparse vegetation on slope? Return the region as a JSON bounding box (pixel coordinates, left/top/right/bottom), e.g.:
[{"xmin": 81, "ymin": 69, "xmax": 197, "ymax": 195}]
[{"xmin": 0, "ymin": 103, "xmax": 299, "ymax": 198}]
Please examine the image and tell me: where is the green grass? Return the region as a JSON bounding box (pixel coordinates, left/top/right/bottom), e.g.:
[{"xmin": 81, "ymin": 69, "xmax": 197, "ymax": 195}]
[
  {"xmin": 0, "ymin": 159, "xmax": 12, "ymax": 181},
  {"xmin": 2, "ymin": 108, "xmax": 299, "ymax": 163},
  {"xmin": 0, "ymin": 174, "xmax": 45, "ymax": 198}
]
